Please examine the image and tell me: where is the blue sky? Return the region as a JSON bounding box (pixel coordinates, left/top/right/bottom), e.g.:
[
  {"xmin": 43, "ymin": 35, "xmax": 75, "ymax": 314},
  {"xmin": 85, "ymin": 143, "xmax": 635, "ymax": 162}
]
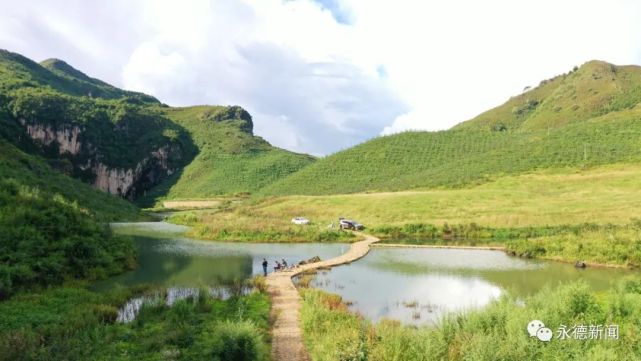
[
  {"xmin": 313, "ymin": 0, "xmax": 353, "ymax": 24},
  {"xmin": 1, "ymin": 0, "xmax": 640, "ymax": 155}
]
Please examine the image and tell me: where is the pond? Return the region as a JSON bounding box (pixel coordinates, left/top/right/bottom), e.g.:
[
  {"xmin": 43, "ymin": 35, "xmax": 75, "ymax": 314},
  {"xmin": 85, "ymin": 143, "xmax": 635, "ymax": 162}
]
[
  {"xmin": 102, "ymin": 222, "xmax": 349, "ymax": 321},
  {"xmin": 104, "ymin": 223, "xmax": 634, "ymax": 326},
  {"xmin": 98, "ymin": 222, "xmax": 349, "ymax": 290},
  {"xmin": 303, "ymin": 246, "xmax": 633, "ymax": 325}
]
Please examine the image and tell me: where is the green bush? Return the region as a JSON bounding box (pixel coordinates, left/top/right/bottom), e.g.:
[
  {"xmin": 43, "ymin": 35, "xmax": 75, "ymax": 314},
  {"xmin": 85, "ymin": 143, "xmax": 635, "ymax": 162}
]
[
  {"xmin": 202, "ymin": 320, "xmax": 268, "ymax": 361},
  {"xmin": 0, "ymin": 178, "xmax": 135, "ymax": 298}
]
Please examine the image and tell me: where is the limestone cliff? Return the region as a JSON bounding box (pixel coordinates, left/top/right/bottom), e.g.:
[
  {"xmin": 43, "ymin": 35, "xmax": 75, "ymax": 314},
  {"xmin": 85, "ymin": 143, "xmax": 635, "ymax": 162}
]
[
  {"xmin": 18, "ymin": 119, "xmax": 183, "ymax": 200},
  {"xmin": 91, "ymin": 145, "xmax": 178, "ymax": 199},
  {"xmin": 22, "ymin": 120, "xmax": 82, "ymax": 155}
]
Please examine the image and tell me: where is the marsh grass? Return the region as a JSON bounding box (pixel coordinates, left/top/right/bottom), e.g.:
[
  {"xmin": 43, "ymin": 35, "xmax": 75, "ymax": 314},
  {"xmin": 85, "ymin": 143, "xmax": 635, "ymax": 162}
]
[
  {"xmin": 301, "ymin": 278, "xmax": 641, "ymax": 361},
  {"xmin": 402, "ymin": 301, "xmax": 419, "ymax": 308},
  {"xmin": 0, "ymin": 285, "xmax": 271, "ymax": 361},
  {"xmin": 297, "ymin": 275, "xmax": 315, "ymax": 288}
]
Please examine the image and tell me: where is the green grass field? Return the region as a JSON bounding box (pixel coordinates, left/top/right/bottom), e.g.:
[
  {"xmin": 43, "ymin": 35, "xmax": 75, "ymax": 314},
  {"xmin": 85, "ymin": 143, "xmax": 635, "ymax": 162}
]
[
  {"xmin": 258, "ymin": 164, "xmax": 641, "ymax": 227},
  {"xmin": 175, "ymin": 163, "xmax": 641, "ymax": 265},
  {"xmin": 204, "ymin": 163, "xmax": 641, "ymax": 229}
]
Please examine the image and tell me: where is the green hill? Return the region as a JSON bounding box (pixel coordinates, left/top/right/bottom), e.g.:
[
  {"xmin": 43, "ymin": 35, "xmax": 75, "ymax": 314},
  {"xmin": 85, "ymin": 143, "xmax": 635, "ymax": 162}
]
[
  {"xmin": 138, "ymin": 106, "xmax": 315, "ymax": 205},
  {"xmin": 0, "ymin": 49, "xmax": 314, "ymax": 204},
  {"xmin": 0, "ymin": 49, "xmax": 195, "ymax": 199},
  {"xmin": 0, "ymin": 50, "xmax": 159, "ymax": 103},
  {"xmin": 0, "ymin": 139, "xmax": 141, "ymax": 221},
  {"xmin": 455, "ymin": 60, "xmax": 641, "ymax": 131},
  {"xmin": 260, "ymin": 60, "xmax": 641, "ymax": 196}
]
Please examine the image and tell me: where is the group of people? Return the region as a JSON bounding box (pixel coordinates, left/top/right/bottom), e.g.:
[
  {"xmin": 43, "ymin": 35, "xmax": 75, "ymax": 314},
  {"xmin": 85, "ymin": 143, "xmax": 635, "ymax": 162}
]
[{"xmin": 261, "ymin": 258, "xmax": 289, "ymax": 276}]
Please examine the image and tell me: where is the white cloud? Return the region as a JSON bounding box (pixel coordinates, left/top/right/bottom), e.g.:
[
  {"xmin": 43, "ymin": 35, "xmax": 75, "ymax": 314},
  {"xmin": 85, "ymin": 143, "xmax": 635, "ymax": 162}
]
[
  {"xmin": 1, "ymin": 0, "xmax": 641, "ymax": 153},
  {"xmin": 344, "ymin": 0, "xmax": 641, "ymax": 134},
  {"xmin": 116, "ymin": 0, "xmax": 407, "ymax": 154}
]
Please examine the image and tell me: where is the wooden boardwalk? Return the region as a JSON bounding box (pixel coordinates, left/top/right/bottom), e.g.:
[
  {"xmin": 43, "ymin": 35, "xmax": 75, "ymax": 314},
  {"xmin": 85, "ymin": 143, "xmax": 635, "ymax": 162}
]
[{"xmin": 265, "ymin": 234, "xmax": 379, "ymax": 361}]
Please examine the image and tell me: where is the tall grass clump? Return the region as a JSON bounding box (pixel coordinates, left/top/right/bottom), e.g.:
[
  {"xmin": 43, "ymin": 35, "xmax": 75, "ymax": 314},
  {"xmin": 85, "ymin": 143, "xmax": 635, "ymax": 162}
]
[
  {"xmin": 301, "ymin": 278, "xmax": 641, "ymax": 360},
  {"xmin": 190, "ymin": 320, "xmax": 269, "ymax": 361}
]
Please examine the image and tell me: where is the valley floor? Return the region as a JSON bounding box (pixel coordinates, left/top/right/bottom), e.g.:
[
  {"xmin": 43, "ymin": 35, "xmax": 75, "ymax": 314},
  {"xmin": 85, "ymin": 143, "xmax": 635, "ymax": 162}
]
[{"xmin": 168, "ymin": 163, "xmax": 641, "ymax": 267}]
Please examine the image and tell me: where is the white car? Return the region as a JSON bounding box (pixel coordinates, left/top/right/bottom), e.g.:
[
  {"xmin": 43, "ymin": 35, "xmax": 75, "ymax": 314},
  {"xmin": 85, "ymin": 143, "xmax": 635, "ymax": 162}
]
[{"xmin": 291, "ymin": 217, "xmax": 311, "ymax": 225}]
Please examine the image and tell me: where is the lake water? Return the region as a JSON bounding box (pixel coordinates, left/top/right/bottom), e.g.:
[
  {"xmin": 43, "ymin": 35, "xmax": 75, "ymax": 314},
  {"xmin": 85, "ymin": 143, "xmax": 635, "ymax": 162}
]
[
  {"xmin": 303, "ymin": 246, "xmax": 632, "ymax": 325},
  {"xmin": 104, "ymin": 223, "xmax": 633, "ymax": 326},
  {"xmin": 98, "ymin": 222, "xmax": 349, "ymax": 290}
]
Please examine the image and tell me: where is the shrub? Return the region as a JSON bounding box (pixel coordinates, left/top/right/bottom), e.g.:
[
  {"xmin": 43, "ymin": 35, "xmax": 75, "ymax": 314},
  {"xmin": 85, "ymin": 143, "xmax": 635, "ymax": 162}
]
[
  {"xmin": 0, "ymin": 179, "xmax": 135, "ymax": 298},
  {"xmin": 193, "ymin": 320, "xmax": 268, "ymax": 361}
]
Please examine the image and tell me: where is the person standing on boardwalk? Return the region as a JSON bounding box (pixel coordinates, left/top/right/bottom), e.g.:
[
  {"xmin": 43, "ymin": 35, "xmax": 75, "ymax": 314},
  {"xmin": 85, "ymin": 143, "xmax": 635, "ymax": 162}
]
[{"xmin": 262, "ymin": 258, "xmax": 268, "ymax": 276}]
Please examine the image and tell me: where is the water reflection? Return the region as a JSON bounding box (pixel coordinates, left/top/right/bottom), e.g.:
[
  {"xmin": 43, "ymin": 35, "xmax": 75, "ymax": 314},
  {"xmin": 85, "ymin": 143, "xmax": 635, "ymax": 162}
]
[
  {"xmin": 117, "ymin": 287, "xmax": 246, "ymax": 323},
  {"xmin": 97, "ymin": 222, "xmax": 348, "ymax": 290},
  {"xmin": 103, "ymin": 222, "xmax": 350, "ymax": 322},
  {"xmin": 306, "ymin": 247, "xmax": 632, "ymax": 325},
  {"xmin": 97, "ymin": 237, "xmax": 254, "ymax": 290},
  {"xmin": 110, "ymin": 222, "xmax": 190, "ymax": 238}
]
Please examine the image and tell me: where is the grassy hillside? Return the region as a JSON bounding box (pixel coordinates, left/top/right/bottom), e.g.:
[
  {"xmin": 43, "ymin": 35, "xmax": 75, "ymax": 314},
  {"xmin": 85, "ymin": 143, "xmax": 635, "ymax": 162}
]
[
  {"xmin": 138, "ymin": 106, "xmax": 315, "ymax": 206},
  {"xmin": 260, "ymin": 113, "xmax": 641, "ymax": 195},
  {"xmin": 0, "ymin": 50, "xmax": 158, "ymax": 103},
  {"xmin": 0, "ymin": 49, "xmax": 195, "ymax": 201},
  {"xmin": 0, "ymin": 139, "xmax": 141, "ymax": 221},
  {"xmin": 0, "ymin": 133, "xmax": 141, "ymax": 300},
  {"xmin": 0, "ymin": 178, "xmax": 135, "ymax": 299},
  {"xmin": 260, "ymin": 60, "xmax": 641, "ymax": 196},
  {"xmin": 456, "ymin": 60, "xmax": 641, "ymax": 132}
]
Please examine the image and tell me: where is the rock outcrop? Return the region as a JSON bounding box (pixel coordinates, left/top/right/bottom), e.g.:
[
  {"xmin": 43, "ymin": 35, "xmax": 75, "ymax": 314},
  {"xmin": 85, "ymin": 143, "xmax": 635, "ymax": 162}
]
[
  {"xmin": 92, "ymin": 144, "xmax": 178, "ymax": 199},
  {"xmin": 22, "ymin": 121, "xmax": 82, "ymax": 155},
  {"xmin": 19, "ymin": 119, "xmax": 182, "ymax": 200}
]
